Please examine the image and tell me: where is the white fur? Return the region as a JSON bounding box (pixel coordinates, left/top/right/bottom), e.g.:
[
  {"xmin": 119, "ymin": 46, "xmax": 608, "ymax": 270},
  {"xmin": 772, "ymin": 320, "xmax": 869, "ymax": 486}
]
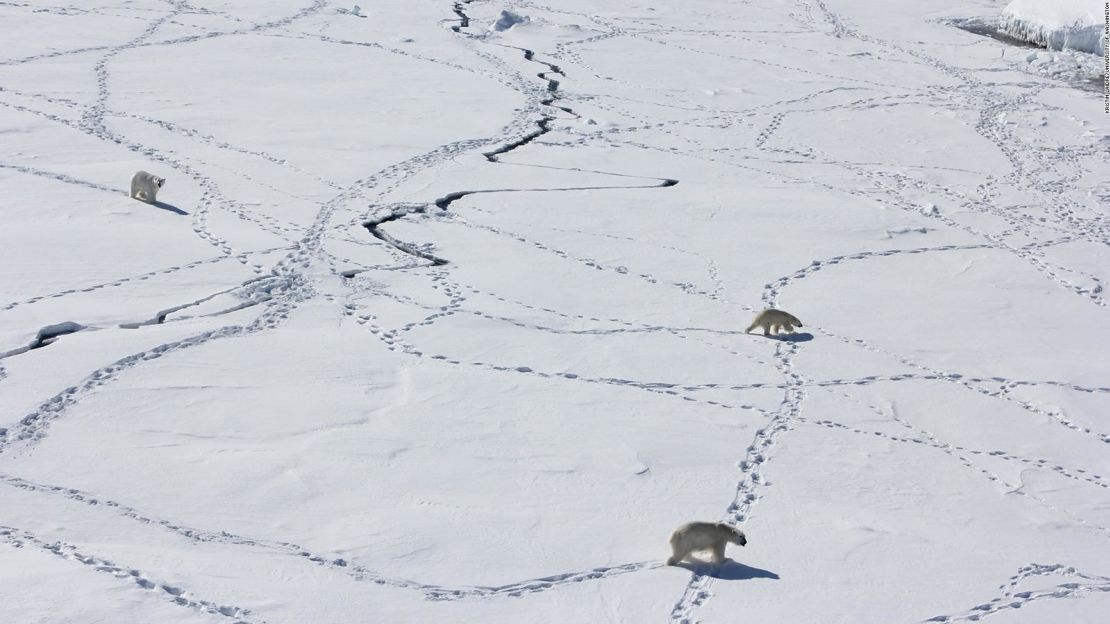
[
  {"xmin": 667, "ymin": 521, "xmax": 746, "ymax": 566},
  {"xmin": 745, "ymin": 308, "xmax": 802, "ymax": 336},
  {"xmin": 130, "ymin": 170, "xmax": 165, "ymax": 203}
]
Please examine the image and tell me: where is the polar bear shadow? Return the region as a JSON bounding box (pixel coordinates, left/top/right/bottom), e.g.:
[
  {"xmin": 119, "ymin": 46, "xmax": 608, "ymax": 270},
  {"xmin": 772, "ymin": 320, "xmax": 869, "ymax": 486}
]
[
  {"xmin": 148, "ymin": 200, "xmax": 188, "ymax": 215},
  {"xmin": 675, "ymin": 559, "xmax": 779, "ymax": 581},
  {"xmin": 772, "ymin": 332, "xmax": 813, "ymax": 343}
]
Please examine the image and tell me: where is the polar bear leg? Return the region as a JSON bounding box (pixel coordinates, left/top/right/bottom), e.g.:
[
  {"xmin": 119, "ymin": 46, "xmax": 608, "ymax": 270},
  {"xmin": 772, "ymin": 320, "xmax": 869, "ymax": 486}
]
[
  {"xmin": 668, "ymin": 544, "xmax": 690, "ymax": 566},
  {"xmin": 711, "ymin": 543, "xmax": 726, "ymax": 564}
]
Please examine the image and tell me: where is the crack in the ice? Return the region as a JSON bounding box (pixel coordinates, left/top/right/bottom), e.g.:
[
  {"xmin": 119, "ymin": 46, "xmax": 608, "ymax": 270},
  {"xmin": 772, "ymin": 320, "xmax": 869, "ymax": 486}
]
[
  {"xmin": 0, "ymin": 322, "xmax": 87, "ymax": 360},
  {"xmin": 449, "ymin": 0, "xmax": 472, "ymax": 32},
  {"xmin": 357, "ymin": 7, "xmax": 678, "ymax": 266},
  {"xmin": 434, "ymin": 180, "xmax": 678, "ymax": 210},
  {"xmin": 118, "ymin": 276, "xmax": 283, "ymax": 329},
  {"xmin": 361, "ymin": 203, "xmax": 449, "ymax": 266}
]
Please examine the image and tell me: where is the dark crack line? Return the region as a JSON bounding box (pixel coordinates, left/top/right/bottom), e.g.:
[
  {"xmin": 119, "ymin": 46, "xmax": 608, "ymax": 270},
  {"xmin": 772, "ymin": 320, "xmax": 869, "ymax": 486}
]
[
  {"xmin": 358, "ymin": 175, "xmax": 676, "ymax": 265},
  {"xmin": 361, "ymin": 204, "xmax": 449, "ymax": 266},
  {"xmin": 118, "ymin": 276, "xmax": 282, "ymax": 328},
  {"xmin": 482, "ymin": 46, "xmax": 569, "ymax": 162},
  {"xmin": 360, "ymin": 177, "xmax": 678, "ymax": 266},
  {"xmin": 482, "ymin": 115, "xmax": 554, "ymax": 162},
  {"xmin": 435, "ymin": 181, "xmax": 679, "ymax": 210},
  {"xmin": 357, "ymin": 5, "xmax": 678, "ymax": 269},
  {"xmin": 0, "ymin": 322, "xmax": 87, "ymax": 360},
  {"xmin": 449, "ymin": 0, "xmax": 471, "ymax": 32}
]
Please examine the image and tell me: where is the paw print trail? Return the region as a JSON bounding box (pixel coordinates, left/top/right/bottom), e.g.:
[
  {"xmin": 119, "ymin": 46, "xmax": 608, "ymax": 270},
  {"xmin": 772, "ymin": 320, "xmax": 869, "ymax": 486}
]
[
  {"xmin": 0, "ymin": 295, "xmax": 296, "ymax": 455},
  {"xmin": 0, "ymin": 525, "xmax": 259, "ymax": 623},
  {"xmin": 0, "ymin": 472, "xmax": 661, "ymax": 603},
  {"xmin": 921, "ymin": 564, "xmax": 1110, "ymax": 623},
  {"xmin": 670, "ymin": 341, "xmax": 806, "ymax": 624}
]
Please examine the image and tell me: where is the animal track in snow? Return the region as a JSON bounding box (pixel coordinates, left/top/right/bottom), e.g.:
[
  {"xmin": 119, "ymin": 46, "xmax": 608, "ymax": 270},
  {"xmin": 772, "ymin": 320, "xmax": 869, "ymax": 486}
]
[
  {"xmin": 0, "ymin": 472, "xmax": 662, "ymax": 602},
  {"xmin": 921, "ymin": 563, "xmax": 1110, "ymax": 623},
  {"xmin": 0, "ymin": 525, "xmax": 257, "ymax": 623}
]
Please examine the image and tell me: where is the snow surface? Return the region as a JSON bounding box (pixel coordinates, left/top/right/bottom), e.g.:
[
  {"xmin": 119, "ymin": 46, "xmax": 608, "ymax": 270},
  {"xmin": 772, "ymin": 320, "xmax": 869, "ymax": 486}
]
[
  {"xmin": 1000, "ymin": 0, "xmax": 1106, "ymax": 54},
  {"xmin": 1, "ymin": 1, "xmax": 1109, "ymax": 623}
]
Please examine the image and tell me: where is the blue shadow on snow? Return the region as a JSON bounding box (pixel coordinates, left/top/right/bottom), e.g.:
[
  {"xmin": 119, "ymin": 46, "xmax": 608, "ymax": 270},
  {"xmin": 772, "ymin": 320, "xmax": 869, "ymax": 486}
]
[{"xmin": 676, "ymin": 559, "xmax": 780, "ymax": 580}]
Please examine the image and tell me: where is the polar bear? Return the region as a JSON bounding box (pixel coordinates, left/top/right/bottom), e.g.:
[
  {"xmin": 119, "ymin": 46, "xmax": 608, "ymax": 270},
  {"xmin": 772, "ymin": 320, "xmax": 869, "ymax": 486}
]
[
  {"xmin": 130, "ymin": 170, "xmax": 165, "ymax": 203},
  {"xmin": 667, "ymin": 521, "xmax": 746, "ymax": 566},
  {"xmin": 745, "ymin": 308, "xmax": 802, "ymax": 337}
]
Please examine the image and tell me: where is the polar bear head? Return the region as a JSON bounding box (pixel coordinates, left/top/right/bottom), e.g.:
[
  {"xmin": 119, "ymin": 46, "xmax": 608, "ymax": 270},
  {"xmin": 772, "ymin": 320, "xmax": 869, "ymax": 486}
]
[{"xmin": 719, "ymin": 523, "xmax": 746, "ymax": 546}]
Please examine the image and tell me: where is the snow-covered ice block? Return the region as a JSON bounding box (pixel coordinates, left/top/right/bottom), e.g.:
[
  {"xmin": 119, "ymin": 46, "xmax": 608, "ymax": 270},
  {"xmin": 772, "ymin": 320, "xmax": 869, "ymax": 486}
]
[
  {"xmin": 491, "ymin": 9, "xmax": 529, "ymax": 32},
  {"xmin": 1000, "ymin": 0, "xmax": 1106, "ymax": 54}
]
